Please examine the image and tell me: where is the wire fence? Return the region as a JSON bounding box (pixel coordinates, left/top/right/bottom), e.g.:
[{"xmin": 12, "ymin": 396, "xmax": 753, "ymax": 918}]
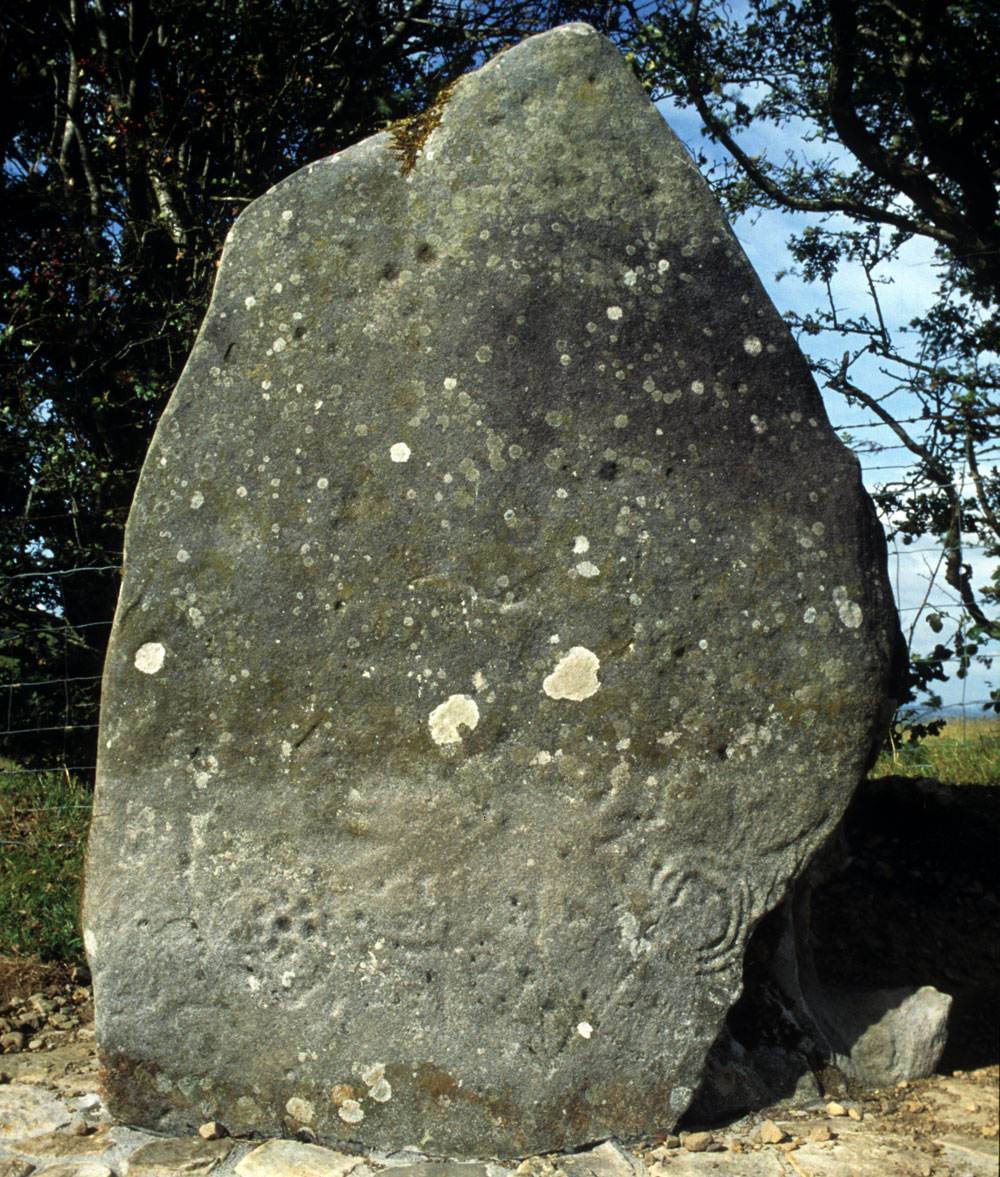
[{"xmin": 2, "ymin": 543, "xmax": 995, "ymax": 795}]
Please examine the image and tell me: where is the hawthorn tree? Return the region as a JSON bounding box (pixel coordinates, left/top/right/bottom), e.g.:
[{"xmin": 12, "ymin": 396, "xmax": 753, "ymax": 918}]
[
  {"xmin": 0, "ymin": 0, "xmax": 642, "ymax": 770},
  {"xmin": 626, "ymin": 0, "xmax": 999, "ymax": 725}
]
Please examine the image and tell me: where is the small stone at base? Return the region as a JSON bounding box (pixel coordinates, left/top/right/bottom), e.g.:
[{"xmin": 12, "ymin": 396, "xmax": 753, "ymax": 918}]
[
  {"xmin": 681, "ymin": 1131, "xmax": 713, "ymax": 1152},
  {"xmin": 809, "ymin": 1124, "xmax": 834, "ymax": 1142},
  {"xmin": 759, "ymin": 1120, "xmax": 787, "ymax": 1144},
  {"xmin": 199, "ymin": 1121, "xmax": 229, "ymax": 1139}
]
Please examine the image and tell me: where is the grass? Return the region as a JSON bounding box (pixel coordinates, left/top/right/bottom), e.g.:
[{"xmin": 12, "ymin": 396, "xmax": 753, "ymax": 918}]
[
  {"xmin": 872, "ymin": 714, "xmax": 1000, "ymax": 785},
  {"xmin": 0, "ymin": 715, "xmax": 995, "ymax": 966},
  {"xmin": 0, "ymin": 759, "xmax": 90, "ymax": 962}
]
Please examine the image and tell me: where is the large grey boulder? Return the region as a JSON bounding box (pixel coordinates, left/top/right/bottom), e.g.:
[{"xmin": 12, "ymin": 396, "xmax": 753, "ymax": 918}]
[{"xmin": 84, "ymin": 23, "xmax": 903, "ymax": 1159}]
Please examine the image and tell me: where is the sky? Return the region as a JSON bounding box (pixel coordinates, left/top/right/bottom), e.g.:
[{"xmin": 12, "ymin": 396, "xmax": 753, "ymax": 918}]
[{"xmin": 654, "ymin": 97, "xmax": 997, "ymax": 719}]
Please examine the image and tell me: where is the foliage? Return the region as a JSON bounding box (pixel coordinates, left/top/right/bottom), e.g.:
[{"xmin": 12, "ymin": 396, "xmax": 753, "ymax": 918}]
[
  {"xmin": 627, "ymin": 0, "xmax": 999, "ymax": 719},
  {"xmin": 0, "ymin": 0, "xmax": 642, "ymax": 771},
  {"xmin": 0, "ymin": 763, "xmax": 90, "ymax": 961}
]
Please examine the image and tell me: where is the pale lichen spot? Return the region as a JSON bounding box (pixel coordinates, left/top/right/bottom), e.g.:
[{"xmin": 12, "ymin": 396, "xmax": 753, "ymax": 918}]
[
  {"xmin": 390, "ymin": 442, "xmax": 411, "ymax": 463},
  {"xmin": 573, "ymin": 535, "xmax": 590, "ymax": 554},
  {"xmin": 134, "ymin": 642, "xmax": 166, "ymax": 675},
  {"xmin": 669, "ymin": 1086, "xmax": 693, "ymax": 1112},
  {"xmin": 272, "ymin": 338, "xmax": 287, "ymax": 353},
  {"xmin": 606, "ymin": 305, "xmax": 623, "ymax": 321},
  {"xmin": 803, "ymin": 607, "xmax": 817, "ymax": 624},
  {"xmin": 285, "ymin": 1096, "xmax": 314, "ymax": 1123},
  {"xmin": 577, "ymin": 1021, "xmax": 594, "ymax": 1039},
  {"xmin": 176, "ymin": 549, "xmax": 190, "ymax": 563},
  {"xmin": 236, "ymin": 485, "xmax": 248, "ymax": 498},
  {"xmin": 691, "ymin": 380, "xmax": 705, "ymax": 395},
  {"xmin": 475, "ymin": 345, "xmax": 493, "ymax": 363},
  {"xmin": 189, "ymin": 491, "xmax": 204, "ymax": 509},
  {"xmin": 369, "ymin": 1079, "xmax": 392, "ymax": 1102},
  {"xmin": 833, "ymin": 586, "xmax": 863, "ymax": 629},
  {"xmin": 281, "ymin": 209, "xmax": 294, "ymax": 222},
  {"xmin": 244, "ymin": 295, "xmax": 257, "ymax": 310},
  {"xmin": 658, "ymin": 258, "xmax": 670, "ymax": 273},
  {"xmin": 338, "ymin": 1100, "xmax": 364, "ymax": 1124},
  {"xmin": 428, "ymin": 694, "xmax": 480, "ymax": 745},
  {"xmin": 575, "ymin": 561, "xmax": 599, "ymax": 578},
  {"xmin": 443, "ymin": 376, "xmax": 457, "ymax": 390},
  {"xmin": 543, "ymin": 647, "xmax": 600, "ymax": 701},
  {"xmin": 316, "ymin": 477, "xmax": 329, "ymax": 489},
  {"xmin": 614, "ymin": 414, "xmax": 628, "ymax": 428},
  {"xmin": 743, "ymin": 336, "xmax": 763, "ymax": 356}
]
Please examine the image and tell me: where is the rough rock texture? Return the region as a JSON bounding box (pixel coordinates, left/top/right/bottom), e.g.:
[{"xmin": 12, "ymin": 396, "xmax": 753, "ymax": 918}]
[{"xmin": 84, "ymin": 23, "xmax": 903, "ymax": 1159}]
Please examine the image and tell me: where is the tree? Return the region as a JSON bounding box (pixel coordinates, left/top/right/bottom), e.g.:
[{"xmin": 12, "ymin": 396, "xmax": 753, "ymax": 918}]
[
  {"xmin": 0, "ymin": 0, "xmax": 643, "ymax": 771},
  {"xmin": 626, "ymin": 0, "xmax": 999, "ymax": 726}
]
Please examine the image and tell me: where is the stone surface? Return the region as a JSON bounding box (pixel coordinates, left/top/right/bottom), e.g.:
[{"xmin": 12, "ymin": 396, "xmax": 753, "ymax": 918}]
[
  {"xmin": 20, "ymin": 1167, "xmax": 111, "ymax": 1177},
  {"xmin": 16, "ymin": 1127, "xmax": 111, "ymax": 1156},
  {"xmin": 0, "ymin": 1161, "xmax": 35, "ymax": 1177},
  {"xmin": 379, "ymin": 1165, "xmax": 494, "ymax": 1177},
  {"xmin": 233, "ymin": 1139, "xmax": 363, "ymax": 1177},
  {"xmin": 0, "ymin": 1032, "xmax": 997, "ymax": 1177},
  {"xmin": 816, "ymin": 984, "xmax": 953, "ymax": 1090},
  {"xmin": 126, "ymin": 1134, "xmax": 233, "ymax": 1175},
  {"xmin": 84, "ymin": 21, "xmax": 902, "ymax": 1160},
  {"xmin": 0, "ymin": 1085, "xmax": 72, "ymax": 1139}
]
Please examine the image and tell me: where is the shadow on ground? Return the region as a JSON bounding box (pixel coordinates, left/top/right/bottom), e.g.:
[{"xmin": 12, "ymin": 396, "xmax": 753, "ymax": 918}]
[{"xmin": 807, "ymin": 775, "xmax": 999, "ymax": 1074}]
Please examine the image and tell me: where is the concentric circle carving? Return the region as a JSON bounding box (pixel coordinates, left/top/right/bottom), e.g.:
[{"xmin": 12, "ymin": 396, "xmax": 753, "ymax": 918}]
[{"xmin": 651, "ymin": 853, "xmax": 750, "ymax": 973}]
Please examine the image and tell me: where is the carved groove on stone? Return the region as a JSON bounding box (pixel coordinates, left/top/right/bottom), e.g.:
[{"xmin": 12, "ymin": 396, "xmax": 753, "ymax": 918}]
[{"xmin": 652, "ymin": 854, "xmax": 751, "ymax": 974}]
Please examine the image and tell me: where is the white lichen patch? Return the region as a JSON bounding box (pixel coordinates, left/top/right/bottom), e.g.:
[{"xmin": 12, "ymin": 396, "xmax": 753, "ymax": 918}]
[
  {"xmin": 338, "ymin": 1100, "xmax": 365, "ymax": 1124},
  {"xmin": 574, "ymin": 561, "xmax": 600, "ymax": 578},
  {"xmin": 573, "ymin": 535, "xmax": 590, "ymax": 554},
  {"xmin": 285, "ymin": 1096, "xmax": 314, "ymax": 1123},
  {"xmin": 428, "ymin": 694, "xmax": 480, "ymax": 745},
  {"xmin": 577, "ymin": 1021, "xmax": 594, "ymax": 1039},
  {"xmin": 369, "ymin": 1079, "xmax": 392, "ymax": 1102},
  {"xmin": 390, "ymin": 442, "xmax": 411, "ymax": 463},
  {"xmin": 606, "ymin": 305, "xmax": 623, "ymax": 320},
  {"xmin": 833, "ymin": 586, "xmax": 863, "ymax": 628},
  {"xmin": 543, "ymin": 647, "xmax": 600, "ymax": 701},
  {"xmin": 189, "ymin": 491, "xmax": 205, "ymax": 509},
  {"xmin": 743, "ymin": 336, "xmax": 763, "ymax": 356},
  {"xmin": 134, "ymin": 642, "xmax": 166, "ymax": 675}
]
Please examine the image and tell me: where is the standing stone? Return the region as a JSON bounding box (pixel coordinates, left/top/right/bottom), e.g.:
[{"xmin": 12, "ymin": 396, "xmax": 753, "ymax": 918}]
[{"xmin": 84, "ymin": 23, "xmax": 903, "ymax": 1159}]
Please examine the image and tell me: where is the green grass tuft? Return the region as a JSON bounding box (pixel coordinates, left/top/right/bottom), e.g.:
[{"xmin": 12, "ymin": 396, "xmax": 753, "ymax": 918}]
[{"xmin": 0, "ymin": 761, "xmax": 91, "ymax": 962}]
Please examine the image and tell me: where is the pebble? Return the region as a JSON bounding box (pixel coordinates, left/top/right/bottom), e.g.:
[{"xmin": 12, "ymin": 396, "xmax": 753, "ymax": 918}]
[
  {"xmin": 680, "ymin": 1131, "xmax": 713, "ymax": 1152},
  {"xmin": 826, "ymin": 1101, "xmax": 848, "ymax": 1117},
  {"xmin": 809, "ymin": 1124, "xmax": 834, "ymax": 1142},
  {"xmin": 758, "ymin": 1120, "xmax": 787, "ymax": 1145}
]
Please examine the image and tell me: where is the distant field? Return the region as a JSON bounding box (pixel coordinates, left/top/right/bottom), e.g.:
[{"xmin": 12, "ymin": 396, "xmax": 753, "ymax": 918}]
[
  {"xmin": 2, "ymin": 715, "xmax": 997, "ymax": 963},
  {"xmin": 872, "ymin": 714, "xmax": 1000, "ymax": 786}
]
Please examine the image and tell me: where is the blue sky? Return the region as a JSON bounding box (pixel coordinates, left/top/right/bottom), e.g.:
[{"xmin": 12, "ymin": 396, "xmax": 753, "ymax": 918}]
[{"xmin": 654, "ymin": 97, "xmax": 996, "ymax": 718}]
